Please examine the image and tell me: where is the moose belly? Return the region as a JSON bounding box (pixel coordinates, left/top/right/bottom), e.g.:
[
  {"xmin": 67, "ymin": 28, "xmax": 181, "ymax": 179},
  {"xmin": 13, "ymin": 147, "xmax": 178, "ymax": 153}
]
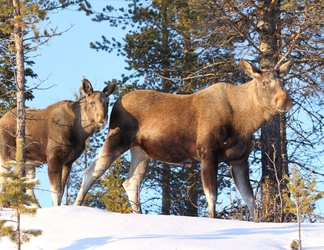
[
  {"xmin": 26, "ymin": 147, "xmax": 47, "ymax": 165},
  {"xmin": 138, "ymin": 137, "xmax": 196, "ymax": 164}
]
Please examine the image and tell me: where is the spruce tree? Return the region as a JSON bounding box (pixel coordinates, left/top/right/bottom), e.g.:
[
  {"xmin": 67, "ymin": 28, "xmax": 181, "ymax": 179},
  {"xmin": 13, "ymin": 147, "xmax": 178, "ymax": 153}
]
[
  {"xmin": 283, "ymin": 165, "xmax": 323, "ymax": 250},
  {"xmin": 0, "ymin": 166, "xmax": 42, "ymax": 249},
  {"xmin": 98, "ymin": 158, "xmax": 132, "ymax": 213}
]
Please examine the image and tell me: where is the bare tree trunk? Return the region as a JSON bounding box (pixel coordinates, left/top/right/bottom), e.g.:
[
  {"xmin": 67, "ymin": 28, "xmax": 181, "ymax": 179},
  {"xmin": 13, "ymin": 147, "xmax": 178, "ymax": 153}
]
[
  {"xmin": 179, "ymin": 2, "xmax": 199, "ymax": 217},
  {"xmin": 13, "ymin": 0, "xmax": 42, "ymax": 210},
  {"xmin": 160, "ymin": 0, "xmax": 172, "ymax": 215},
  {"xmin": 161, "ymin": 163, "xmax": 171, "ymax": 215},
  {"xmin": 184, "ymin": 163, "xmax": 199, "ymax": 216},
  {"xmin": 16, "ymin": 209, "xmax": 21, "ymax": 250},
  {"xmin": 259, "ymin": 0, "xmax": 288, "ymax": 222},
  {"xmin": 13, "ymin": 0, "xmax": 26, "ymax": 172},
  {"xmin": 12, "ymin": 1, "xmax": 25, "ymax": 241}
]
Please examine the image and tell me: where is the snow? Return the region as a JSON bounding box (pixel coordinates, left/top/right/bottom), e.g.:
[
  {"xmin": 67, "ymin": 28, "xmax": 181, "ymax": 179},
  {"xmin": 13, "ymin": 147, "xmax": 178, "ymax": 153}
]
[{"xmin": 0, "ymin": 206, "xmax": 323, "ymax": 250}]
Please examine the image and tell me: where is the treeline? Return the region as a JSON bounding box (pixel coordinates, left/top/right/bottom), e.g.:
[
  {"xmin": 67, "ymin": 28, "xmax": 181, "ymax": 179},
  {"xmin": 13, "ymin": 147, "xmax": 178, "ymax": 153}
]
[{"xmin": 1, "ymin": 0, "xmax": 323, "ymax": 223}]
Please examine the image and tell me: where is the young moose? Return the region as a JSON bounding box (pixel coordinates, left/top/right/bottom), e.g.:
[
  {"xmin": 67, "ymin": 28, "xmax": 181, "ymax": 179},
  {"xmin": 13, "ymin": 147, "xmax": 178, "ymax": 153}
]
[
  {"xmin": 0, "ymin": 79, "xmax": 116, "ymax": 206},
  {"xmin": 75, "ymin": 59, "xmax": 293, "ymax": 218}
]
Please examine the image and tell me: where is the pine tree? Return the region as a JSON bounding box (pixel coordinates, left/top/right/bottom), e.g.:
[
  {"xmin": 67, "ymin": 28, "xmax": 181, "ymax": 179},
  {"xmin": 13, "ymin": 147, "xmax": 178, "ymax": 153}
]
[
  {"xmin": 98, "ymin": 158, "xmax": 132, "ymax": 213},
  {"xmin": 283, "ymin": 165, "xmax": 324, "ymax": 250},
  {"xmin": 0, "ymin": 166, "xmax": 42, "ymax": 249}
]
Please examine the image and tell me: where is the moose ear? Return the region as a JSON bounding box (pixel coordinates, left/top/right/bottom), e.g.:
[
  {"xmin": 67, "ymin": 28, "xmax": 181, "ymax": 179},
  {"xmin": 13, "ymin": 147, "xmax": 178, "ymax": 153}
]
[
  {"xmin": 277, "ymin": 59, "xmax": 294, "ymax": 77},
  {"xmin": 240, "ymin": 59, "xmax": 262, "ymax": 78},
  {"xmin": 103, "ymin": 80, "xmax": 116, "ymax": 97},
  {"xmin": 82, "ymin": 78, "xmax": 94, "ymax": 95}
]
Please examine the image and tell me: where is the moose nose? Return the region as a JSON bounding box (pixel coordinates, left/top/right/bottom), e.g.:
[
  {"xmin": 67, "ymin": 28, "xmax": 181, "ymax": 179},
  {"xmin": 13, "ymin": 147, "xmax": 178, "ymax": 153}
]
[
  {"xmin": 284, "ymin": 95, "xmax": 293, "ymax": 112},
  {"xmin": 277, "ymin": 98, "xmax": 292, "ymax": 113},
  {"xmin": 275, "ymin": 91, "xmax": 292, "ymax": 113},
  {"xmin": 97, "ymin": 116, "xmax": 107, "ymax": 127}
]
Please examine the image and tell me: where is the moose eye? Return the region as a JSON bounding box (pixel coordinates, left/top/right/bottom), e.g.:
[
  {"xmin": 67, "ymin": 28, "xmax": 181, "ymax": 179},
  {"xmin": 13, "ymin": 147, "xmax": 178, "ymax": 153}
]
[{"xmin": 262, "ymin": 81, "xmax": 269, "ymax": 88}]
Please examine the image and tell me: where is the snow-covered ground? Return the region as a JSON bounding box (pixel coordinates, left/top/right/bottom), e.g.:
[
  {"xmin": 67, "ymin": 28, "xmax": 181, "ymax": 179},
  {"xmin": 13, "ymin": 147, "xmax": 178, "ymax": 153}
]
[{"xmin": 0, "ymin": 206, "xmax": 323, "ymax": 250}]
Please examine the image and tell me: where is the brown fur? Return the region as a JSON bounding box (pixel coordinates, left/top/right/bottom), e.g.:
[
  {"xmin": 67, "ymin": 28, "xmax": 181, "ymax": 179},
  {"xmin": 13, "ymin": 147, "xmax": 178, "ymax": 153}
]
[
  {"xmin": 75, "ymin": 59, "xmax": 293, "ymax": 218},
  {"xmin": 0, "ymin": 79, "xmax": 116, "ymax": 206}
]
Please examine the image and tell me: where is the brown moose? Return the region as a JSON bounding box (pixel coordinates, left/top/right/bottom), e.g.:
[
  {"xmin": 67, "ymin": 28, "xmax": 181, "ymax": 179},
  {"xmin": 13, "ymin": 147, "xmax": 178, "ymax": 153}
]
[
  {"xmin": 75, "ymin": 59, "xmax": 293, "ymax": 219},
  {"xmin": 0, "ymin": 79, "xmax": 116, "ymax": 206}
]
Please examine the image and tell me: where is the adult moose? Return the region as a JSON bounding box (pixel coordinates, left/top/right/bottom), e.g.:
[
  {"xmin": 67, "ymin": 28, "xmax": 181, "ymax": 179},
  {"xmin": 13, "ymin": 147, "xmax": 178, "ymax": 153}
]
[
  {"xmin": 75, "ymin": 59, "xmax": 293, "ymax": 219},
  {"xmin": 0, "ymin": 78, "xmax": 116, "ymax": 206}
]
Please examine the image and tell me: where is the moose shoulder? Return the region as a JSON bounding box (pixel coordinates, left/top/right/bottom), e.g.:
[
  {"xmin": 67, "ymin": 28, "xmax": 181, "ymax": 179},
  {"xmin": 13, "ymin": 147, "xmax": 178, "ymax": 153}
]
[
  {"xmin": 75, "ymin": 59, "xmax": 293, "ymax": 219},
  {"xmin": 0, "ymin": 79, "xmax": 116, "ymax": 206}
]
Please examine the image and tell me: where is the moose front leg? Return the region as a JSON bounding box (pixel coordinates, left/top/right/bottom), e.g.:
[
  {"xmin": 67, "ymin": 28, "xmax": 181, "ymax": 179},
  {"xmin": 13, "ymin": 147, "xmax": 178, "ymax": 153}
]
[
  {"xmin": 26, "ymin": 165, "xmax": 41, "ymax": 208},
  {"xmin": 200, "ymin": 151, "xmax": 218, "ymax": 218},
  {"xmin": 0, "ymin": 163, "xmax": 9, "ymax": 194},
  {"xmin": 123, "ymin": 147, "xmax": 150, "ymax": 214},
  {"xmin": 230, "ymin": 159, "xmax": 255, "ymax": 219},
  {"xmin": 60, "ymin": 162, "xmax": 73, "ymax": 205},
  {"xmin": 47, "ymin": 157, "xmax": 63, "ymax": 206},
  {"xmin": 0, "ymin": 162, "xmax": 10, "ymax": 209}
]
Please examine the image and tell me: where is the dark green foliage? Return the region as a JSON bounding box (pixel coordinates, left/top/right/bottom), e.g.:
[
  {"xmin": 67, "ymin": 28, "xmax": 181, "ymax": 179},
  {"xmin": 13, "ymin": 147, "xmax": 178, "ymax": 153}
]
[
  {"xmin": 0, "ymin": 29, "xmax": 36, "ymax": 117},
  {"xmin": 95, "ymin": 158, "xmax": 132, "ymax": 213},
  {"xmin": 87, "ymin": 0, "xmax": 242, "ymax": 93},
  {"xmin": 71, "ymin": 155, "xmax": 131, "ymax": 213}
]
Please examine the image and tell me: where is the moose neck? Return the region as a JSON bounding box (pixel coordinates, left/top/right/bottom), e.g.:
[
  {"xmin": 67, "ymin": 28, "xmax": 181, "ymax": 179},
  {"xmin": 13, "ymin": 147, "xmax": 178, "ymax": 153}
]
[{"xmin": 229, "ymin": 80, "xmax": 276, "ymax": 137}]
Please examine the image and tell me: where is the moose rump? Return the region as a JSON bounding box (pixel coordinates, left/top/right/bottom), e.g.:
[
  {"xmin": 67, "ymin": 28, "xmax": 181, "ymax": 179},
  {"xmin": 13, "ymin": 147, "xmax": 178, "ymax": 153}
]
[
  {"xmin": 0, "ymin": 79, "xmax": 116, "ymax": 206},
  {"xmin": 75, "ymin": 59, "xmax": 293, "ymax": 218}
]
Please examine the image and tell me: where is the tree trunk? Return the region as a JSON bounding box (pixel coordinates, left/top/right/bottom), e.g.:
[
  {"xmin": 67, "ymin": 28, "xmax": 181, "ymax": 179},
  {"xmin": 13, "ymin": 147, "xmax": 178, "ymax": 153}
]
[
  {"xmin": 11, "ymin": 0, "xmax": 25, "ymax": 229},
  {"xmin": 16, "ymin": 209, "xmax": 21, "ymax": 250},
  {"xmin": 259, "ymin": 0, "xmax": 288, "ymax": 222},
  {"xmin": 184, "ymin": 163, "xmax": 199, "ymax": 216},
  {"xmin": 180, "ymin": 2, "xmax": 199, "ymax": 217},
  {"xmin": 160, "ymin": 0, "xmax": 172, "ymax": 215},
  {"xmin": 13, "ymin": 0, "xmax": 26, "ymax": 173},
  {"xmin": 161, "ymin": 163, "xmax": 171, "ymax": 215}
]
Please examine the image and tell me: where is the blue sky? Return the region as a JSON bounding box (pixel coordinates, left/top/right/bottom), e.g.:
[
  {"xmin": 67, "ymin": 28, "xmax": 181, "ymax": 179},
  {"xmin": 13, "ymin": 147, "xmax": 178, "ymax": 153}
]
[
  {"xmin": 28, "ymin": 2, "xmax": 127, "ymax": 109},
  {"xmin": 28, "ymin": 1, "xmax": 127, "ymax": 207}
]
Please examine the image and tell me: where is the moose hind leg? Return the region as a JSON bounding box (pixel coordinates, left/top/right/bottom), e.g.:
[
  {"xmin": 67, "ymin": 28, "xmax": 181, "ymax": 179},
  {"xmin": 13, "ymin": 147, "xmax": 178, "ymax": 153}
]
[
  {"xmin": 230, "ymin": 161, "xmax": 255, "ymax": 219},
  {"xmin": 74, "ymin": 137, "xmax": 128, "ymax": 206},
  {"xmin": 123, "ymin": 147, "xmax": 149, "ymax": 214}
]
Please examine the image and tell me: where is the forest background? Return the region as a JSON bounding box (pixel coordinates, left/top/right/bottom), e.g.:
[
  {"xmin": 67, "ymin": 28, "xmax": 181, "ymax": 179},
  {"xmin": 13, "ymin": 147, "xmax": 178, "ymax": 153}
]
[{"xmin": 1, "ymin": 0, "xmax": 324, "ymax": 222}]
